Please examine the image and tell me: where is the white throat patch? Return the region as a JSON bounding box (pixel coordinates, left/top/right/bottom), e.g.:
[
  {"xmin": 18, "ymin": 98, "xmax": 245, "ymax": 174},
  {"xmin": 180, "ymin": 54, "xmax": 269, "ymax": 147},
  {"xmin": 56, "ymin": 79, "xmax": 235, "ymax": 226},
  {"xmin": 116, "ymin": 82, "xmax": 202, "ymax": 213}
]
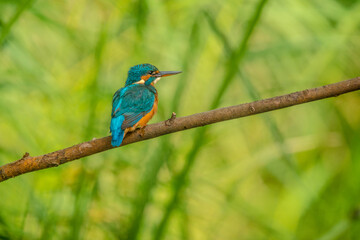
[
  {"xmin": 153, "ymin": 77, "xmax": 161, "ymax": 84},
  {"xmin": 134, "ymin": 79, "xmax": 145, "ymax": 84}
]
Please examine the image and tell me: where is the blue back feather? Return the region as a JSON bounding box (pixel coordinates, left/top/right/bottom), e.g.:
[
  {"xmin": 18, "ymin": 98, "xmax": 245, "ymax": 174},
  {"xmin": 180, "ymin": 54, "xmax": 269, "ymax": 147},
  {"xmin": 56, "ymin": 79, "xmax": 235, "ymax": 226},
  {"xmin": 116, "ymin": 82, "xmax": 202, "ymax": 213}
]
[{"xmin": 110, "ymin": 84, "xmax": 156, "ymax": 147}]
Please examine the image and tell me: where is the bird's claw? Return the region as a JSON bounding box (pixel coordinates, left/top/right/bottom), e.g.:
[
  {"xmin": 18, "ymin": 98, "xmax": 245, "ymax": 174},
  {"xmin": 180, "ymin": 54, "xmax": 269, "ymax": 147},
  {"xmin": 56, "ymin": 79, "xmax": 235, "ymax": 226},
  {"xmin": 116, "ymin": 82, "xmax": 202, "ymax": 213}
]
[{"xmin": 139, "ymin": 126, "xmax": 146, "ymax": 137}]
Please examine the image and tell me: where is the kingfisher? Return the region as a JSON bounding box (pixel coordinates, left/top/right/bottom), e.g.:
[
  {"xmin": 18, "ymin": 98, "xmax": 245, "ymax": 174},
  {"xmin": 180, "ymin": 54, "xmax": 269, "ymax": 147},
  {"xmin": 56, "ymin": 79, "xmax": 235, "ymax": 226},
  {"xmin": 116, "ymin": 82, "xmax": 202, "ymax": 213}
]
[{"xmin": 110, "ymin": 63, "xmax": 181, "ymax": 147}]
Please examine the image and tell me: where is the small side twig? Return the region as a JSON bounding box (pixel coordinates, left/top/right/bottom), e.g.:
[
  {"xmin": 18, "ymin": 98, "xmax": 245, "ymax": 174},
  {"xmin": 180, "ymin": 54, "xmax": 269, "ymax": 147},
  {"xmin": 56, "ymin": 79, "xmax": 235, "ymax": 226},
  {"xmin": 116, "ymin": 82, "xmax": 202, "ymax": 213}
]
[
  {"xmin": 21, "ymin": 152, "xmax": 30, "ymax": 160},
  {"xmin": 165, "ymin": 112, "xmax": 177, "ymax": 126}
]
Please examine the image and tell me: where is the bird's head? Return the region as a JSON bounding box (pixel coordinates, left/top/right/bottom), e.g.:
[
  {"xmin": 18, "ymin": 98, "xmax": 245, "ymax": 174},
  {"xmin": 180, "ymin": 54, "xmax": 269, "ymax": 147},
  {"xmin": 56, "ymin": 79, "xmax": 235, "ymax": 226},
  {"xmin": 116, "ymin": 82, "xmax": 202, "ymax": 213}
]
[{"xmin": 125, "ymin": 63, "xmax": 181, "ymax": 86}]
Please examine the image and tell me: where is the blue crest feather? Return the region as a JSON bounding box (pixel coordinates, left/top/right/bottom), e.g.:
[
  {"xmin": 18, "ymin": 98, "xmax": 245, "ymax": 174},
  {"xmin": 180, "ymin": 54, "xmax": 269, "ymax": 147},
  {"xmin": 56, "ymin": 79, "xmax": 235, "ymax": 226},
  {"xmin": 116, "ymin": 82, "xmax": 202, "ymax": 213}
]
[{"xmin": 125, "ymin": 63, "xmax": 158, "ymax": 86}]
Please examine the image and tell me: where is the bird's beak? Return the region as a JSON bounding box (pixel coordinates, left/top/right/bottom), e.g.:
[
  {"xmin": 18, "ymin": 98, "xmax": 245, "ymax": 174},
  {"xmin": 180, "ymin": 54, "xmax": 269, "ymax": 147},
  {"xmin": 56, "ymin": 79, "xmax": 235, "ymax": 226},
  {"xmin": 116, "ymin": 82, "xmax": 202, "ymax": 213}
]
[{"xmin": 156, "ymin": 71, "xmax": 182, "ymax": 78}]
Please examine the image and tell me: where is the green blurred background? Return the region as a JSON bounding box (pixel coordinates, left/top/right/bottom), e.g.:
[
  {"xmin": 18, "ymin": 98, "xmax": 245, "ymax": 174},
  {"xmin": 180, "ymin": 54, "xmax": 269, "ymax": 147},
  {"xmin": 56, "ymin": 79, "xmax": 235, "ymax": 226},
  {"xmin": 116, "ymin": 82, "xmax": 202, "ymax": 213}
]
[{"xmin": 1, "ymin": 0, "xmax": 360, "ymax": 239}]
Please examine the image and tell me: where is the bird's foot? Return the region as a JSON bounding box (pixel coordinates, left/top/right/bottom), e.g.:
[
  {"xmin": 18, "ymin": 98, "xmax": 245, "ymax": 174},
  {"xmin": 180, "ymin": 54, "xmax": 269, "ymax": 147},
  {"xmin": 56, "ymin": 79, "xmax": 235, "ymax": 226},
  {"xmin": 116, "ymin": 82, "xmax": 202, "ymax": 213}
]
[{"xmin": 139, "ymin": 126, "xmax": 146, "ymax": 137}]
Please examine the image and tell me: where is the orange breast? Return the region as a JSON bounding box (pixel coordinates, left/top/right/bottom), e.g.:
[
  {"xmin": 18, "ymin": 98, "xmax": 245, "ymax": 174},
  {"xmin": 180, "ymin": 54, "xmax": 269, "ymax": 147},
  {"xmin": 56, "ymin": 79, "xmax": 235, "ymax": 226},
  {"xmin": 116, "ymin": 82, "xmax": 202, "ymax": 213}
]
[
  {"xmin": 137, "ymin": 94, "xmax": 158, "ymax": 127},
  {"xmin": 124, "ymin": 93, "xmax": 158, "ymax": 135}
]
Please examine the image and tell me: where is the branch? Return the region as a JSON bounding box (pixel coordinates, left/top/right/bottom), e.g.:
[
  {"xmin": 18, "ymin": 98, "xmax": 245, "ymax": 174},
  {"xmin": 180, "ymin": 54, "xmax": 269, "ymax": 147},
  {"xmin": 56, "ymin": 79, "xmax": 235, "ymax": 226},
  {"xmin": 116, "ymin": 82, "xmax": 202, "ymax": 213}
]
[{"xmin": 1, "ymin": 77, "xmax": 359, "ymax": 182}]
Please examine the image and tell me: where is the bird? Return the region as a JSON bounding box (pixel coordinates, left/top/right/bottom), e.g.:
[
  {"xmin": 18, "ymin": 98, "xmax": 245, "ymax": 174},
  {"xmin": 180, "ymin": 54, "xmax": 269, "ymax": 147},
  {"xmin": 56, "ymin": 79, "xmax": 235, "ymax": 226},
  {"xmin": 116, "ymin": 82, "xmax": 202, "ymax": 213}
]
[{"xmin": 110, "ymin": 63, "xmax": 181, "ymax": 147}]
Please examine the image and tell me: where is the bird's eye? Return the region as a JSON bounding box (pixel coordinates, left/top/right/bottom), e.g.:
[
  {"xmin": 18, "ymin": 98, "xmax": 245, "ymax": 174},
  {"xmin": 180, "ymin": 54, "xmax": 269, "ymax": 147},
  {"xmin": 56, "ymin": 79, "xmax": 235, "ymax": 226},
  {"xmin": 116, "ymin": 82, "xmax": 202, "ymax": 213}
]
[{"xmin": 149, "ymin": 70, "xmax": 154, "ymax": 75}]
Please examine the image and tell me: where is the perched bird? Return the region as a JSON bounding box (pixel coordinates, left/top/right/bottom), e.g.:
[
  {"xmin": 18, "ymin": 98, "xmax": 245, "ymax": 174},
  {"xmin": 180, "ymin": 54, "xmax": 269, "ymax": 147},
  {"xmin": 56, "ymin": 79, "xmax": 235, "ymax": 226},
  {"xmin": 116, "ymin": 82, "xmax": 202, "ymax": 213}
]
[{"xmin": 110, "ymin": 63, "xmax": 181, "ymax": 147}]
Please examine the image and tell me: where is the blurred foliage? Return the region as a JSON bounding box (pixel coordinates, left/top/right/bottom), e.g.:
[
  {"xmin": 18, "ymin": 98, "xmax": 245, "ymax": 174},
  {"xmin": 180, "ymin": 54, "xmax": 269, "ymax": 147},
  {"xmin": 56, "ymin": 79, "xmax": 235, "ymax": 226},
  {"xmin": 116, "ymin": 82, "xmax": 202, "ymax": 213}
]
[{"xmin": 0, "ymin": 0, "xmax": 360, "ymax": 239}]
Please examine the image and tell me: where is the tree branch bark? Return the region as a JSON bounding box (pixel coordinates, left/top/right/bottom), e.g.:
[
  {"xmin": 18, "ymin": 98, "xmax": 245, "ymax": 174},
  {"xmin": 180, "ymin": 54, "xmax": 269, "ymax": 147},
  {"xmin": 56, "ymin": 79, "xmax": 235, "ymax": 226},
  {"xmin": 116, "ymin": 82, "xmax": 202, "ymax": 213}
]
[{"xmin": 1, "ymin": 77, "xmax": 359, "ymax": 183}]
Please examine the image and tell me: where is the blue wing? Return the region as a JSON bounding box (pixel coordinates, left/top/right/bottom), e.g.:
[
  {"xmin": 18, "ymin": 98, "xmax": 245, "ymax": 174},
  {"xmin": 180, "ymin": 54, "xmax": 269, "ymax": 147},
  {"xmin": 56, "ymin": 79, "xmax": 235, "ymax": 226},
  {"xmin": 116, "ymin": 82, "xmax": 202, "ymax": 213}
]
[{"xmin": 110, "ymin": 84, "xmax": 155, "ymax": 146}]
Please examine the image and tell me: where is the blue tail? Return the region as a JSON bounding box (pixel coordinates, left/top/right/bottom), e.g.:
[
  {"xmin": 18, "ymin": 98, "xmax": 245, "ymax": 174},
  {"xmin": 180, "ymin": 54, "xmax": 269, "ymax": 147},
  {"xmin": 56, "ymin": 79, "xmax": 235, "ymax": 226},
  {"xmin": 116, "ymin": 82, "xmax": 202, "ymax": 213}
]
[{"xmin": 110, "ymin": 116, "xmax": 125, "ymax": 147}]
